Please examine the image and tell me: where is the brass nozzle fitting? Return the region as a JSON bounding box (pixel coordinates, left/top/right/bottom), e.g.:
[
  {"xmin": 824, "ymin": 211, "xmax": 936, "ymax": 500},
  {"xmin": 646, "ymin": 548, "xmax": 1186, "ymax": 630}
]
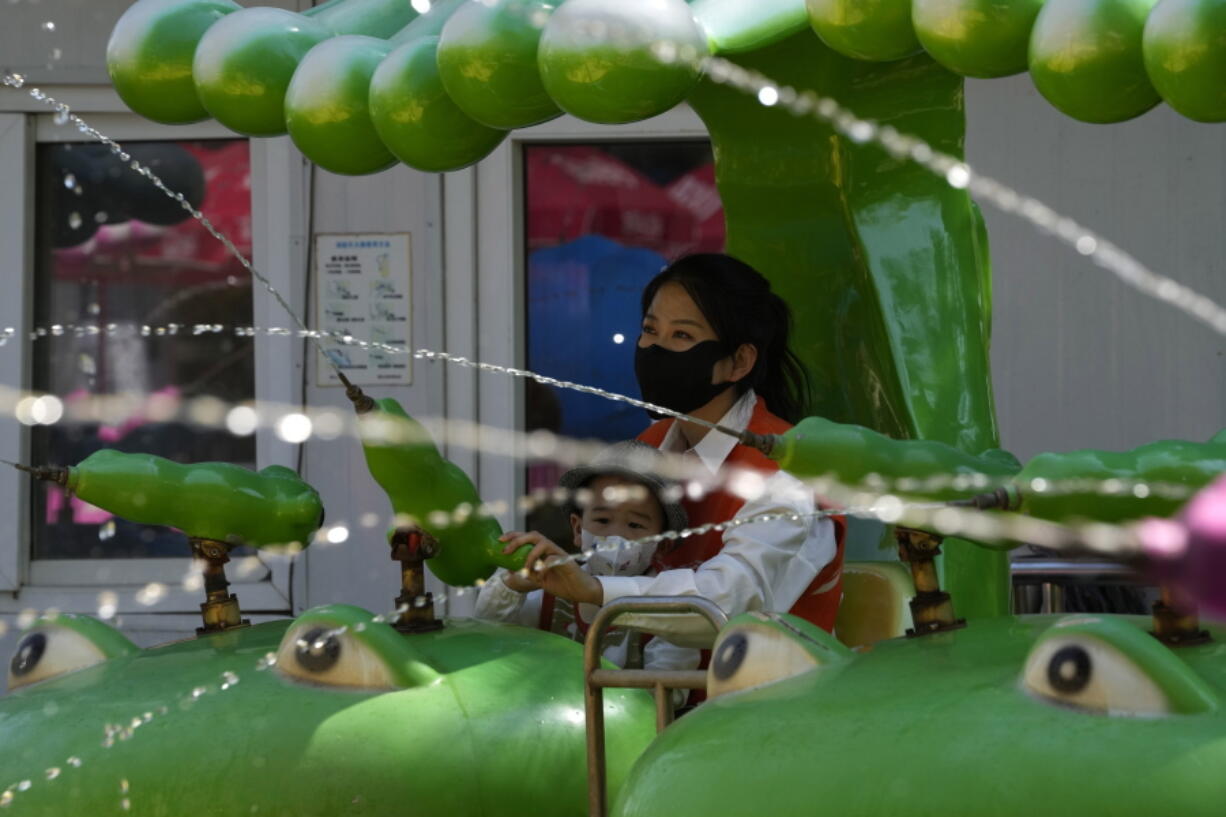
[
  {"xmin": 337, "ymin": 371, "xmax": 376, "ymax": 415},
  {"xmin": 13, "ymin": 462, "xmax": 70, "ymax": 487}
]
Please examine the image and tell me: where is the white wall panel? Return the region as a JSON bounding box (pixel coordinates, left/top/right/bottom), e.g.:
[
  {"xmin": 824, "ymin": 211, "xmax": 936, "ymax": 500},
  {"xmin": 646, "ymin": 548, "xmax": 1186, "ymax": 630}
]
[{"xmin": 967, "ymin": 75, "xmax": 1226, "ymax": 462}]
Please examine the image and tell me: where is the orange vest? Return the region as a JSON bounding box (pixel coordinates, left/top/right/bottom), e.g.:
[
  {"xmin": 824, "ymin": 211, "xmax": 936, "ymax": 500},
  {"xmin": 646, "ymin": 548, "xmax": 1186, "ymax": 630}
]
[{"xmin": 638, "ymin": 398, "xmax": 845, "ymax": 633}]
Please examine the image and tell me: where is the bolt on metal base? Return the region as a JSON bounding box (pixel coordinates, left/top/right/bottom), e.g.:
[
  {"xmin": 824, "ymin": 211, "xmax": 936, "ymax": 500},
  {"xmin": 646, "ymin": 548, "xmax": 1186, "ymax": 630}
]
[
  {"xmin": 389, "ymin": 527, "xmax": 443, "ymax": 634},
  {"xmin": 191, "ymin": 537, "xmax": 250, "ymax": 636},
  {"xmin": 1151, "ymin": 585, "xmax": 1210, "ymax": 648},
  {"xmin": 897, "ymin": 527, "xmax": 967, "ymax": 637}
]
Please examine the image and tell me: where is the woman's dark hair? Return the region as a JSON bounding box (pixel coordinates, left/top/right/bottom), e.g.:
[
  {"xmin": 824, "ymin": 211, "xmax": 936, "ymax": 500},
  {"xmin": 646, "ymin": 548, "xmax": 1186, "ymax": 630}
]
[{"xmin": 641, "ymin": 253, "xmax": 811, "ymax": 424}]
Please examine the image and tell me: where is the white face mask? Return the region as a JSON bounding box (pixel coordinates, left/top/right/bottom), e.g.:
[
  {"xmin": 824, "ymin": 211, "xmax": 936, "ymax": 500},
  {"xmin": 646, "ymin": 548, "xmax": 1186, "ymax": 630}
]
[{"xmin": 580, "ymin": 529, "xmax": 658, "ymax": 577}]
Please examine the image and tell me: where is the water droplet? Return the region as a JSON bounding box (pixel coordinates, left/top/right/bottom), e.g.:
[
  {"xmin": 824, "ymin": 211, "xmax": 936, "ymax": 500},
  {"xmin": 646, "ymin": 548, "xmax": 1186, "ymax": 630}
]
[
  {"xmin": 98, "ymin": 519, "xmax": 116, "ymax": 541},
  {"xmin": 62, "ymin": 172, "xmax": 76, "ymax": 189},
  {"xmin": 120, "ymin": 799, "xmax": 131, "ymax": 811},
  {"xmin": 67, "ymin": 212, "xmax": 81, "ymax": 230},
  {"xmin": 44, "ymin": 768, "xmax": 59, "ymax": 781},
  {"xmin": 119, "ymin": 780, "xmax": 129, "ymax": 794},
  {"xmin": 93, "ymin": 211, "xmax": 107, "ymax": 223},
  {"xmin": 0, "ymin": 790, "xmax": 12, "ymax": 807},
  {"xmin": 49, "ymin": 48, "xmax": 62, "ymax": 61},
  {"xmin": 41, "ymin": 20, "xmax": 55, "ymax": 31},
  {"xmin": 53, "ymin": 109, "xmax": 69, "ymax": 125},
  {"xmin": 66, "ymin": 757, "xmax": 82, "ymax": 768},
  {"xmin": 191, "ymin": 686, "xmax": 207, "ymax": 699},
  {"xmin": 15, "ymin": 782, "xmax": 30, "ymax": 793}
]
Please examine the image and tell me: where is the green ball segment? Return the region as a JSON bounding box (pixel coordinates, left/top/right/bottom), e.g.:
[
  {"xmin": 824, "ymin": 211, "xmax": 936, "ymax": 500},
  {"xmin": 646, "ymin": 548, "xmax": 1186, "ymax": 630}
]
[
  {"xmin": 370, "ymin": 37, "xmax": 509, "ymax": 177},
  {"xmin": 437, "ymin": 0, "xmax": 562, "ymax": 130},
  {"xmin": 912, "ymin": 0, "xmax": 1048, "ymax": 78},
  {"xmin": 285, "ymin": 35, "xmax": 397, "ymax": 176},
  {"xmin": 106, "ymin": 0, "xmax": 241, "ymax": 124},
  {"xmin": 1144, "ymin": 0, "xmax": 1226, "ymax": 122},
  {"xmin": 192, "ymin": 7, "xmax": 332, "ymax": 136},
  {"xmin": 1029, "ymin": 0, "xmax": 1162, "ymax": 123},
  {"xmin": 537, "ymin": 0, "xmax": 709, "ymax": 124},
  {"xmin": 805, "ymin": 0, "xmax": 923, "ymax": 62}
]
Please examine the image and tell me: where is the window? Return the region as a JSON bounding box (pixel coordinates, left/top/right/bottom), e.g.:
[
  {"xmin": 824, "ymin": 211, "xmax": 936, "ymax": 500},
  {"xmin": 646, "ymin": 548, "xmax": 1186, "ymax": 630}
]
[
  {"xmin": 522, "ymin": 139, "xmax": 724, "ymax": 541},
  {"xmin": 28, "ymin": 139, "xmax": 255, "ymax": 560}
]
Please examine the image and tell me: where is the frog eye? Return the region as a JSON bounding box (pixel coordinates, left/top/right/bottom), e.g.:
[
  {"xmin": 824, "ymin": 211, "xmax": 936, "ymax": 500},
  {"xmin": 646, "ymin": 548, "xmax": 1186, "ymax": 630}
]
[
  {"xmin": 707, "ymin": 612, "xmax": 852, "ymax": 700},
  {"xmin": 276, "ymin": 623, "xmax": 400, "ymax": 689},
  {"xmin": 1021, "ymin": 616, "xmax": 1218, "ymax": 717},
  {"xmin": 7, "ymin": 615, "xmax": 138, "ymax": 691},
  {"xmin": 275, "ymin": 605, "xmax": 439, "ymax": 691}
]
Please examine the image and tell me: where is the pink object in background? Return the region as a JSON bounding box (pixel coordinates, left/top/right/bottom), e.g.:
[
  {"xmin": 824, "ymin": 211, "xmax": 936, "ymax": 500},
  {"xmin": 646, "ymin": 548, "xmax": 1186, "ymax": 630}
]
[
  {"xmin": 666, "ymin": 162, "xmax": 727, "ymax": 256},
  {"xmin": 525, "ymin": 146, "xmax": 695, "ymax": 254},
  {"xmin": 44, "ymin": 487, "xmax": 113, "ymax": 526},
  {"xmin": 1139, "ymin": 475, "xmax": 1226, "ymax": 620}
]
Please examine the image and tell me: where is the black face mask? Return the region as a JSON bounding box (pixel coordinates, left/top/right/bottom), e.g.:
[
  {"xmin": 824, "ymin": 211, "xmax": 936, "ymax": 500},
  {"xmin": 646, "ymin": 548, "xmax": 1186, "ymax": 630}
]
[{"xmin": 634, "ymin": 340, "xmax": 734, "ymax": 418}]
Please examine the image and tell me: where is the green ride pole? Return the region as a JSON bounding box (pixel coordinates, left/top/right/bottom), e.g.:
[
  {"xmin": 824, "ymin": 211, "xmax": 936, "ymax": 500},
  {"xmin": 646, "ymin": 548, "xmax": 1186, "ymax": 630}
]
[{"xmin": 688, "ymin": 29, "xmax": 1008, "ymax": 617}]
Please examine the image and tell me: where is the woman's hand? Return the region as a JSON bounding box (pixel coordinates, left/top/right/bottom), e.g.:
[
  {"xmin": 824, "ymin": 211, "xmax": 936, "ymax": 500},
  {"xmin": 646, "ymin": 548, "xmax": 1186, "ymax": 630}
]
[{"xmin": 500, "ymin": 531, "xmax": 603, "ymax": 606}]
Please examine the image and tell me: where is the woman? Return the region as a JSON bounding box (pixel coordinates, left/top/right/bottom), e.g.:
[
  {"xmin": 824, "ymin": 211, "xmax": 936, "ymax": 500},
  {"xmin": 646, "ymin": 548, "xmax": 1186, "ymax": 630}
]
[{"xmin": 503, "ymin": 253, "xmax": 844, "ymax": 640}]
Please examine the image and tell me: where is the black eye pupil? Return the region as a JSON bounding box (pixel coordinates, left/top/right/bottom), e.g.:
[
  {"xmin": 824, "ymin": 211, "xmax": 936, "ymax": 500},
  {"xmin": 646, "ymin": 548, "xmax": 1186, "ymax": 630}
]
[
  {"xmin": 1047, "ymin": 645, "xmax": 1092, "ymax": 694},
  {"xmin": 712, "ymin": 632, "xmax": 748, "ymax": 681},
  {"xmin": 295, "ymin": 627, "xmax": 340, "ymax": 673},
  {"xmin": 11, "ymin": 632, "xmax": 47, "ymax": 678}
]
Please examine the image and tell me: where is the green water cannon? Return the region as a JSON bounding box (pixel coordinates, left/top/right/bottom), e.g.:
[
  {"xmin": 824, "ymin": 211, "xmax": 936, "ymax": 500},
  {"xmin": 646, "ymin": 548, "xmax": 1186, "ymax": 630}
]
[
  {"xmin": 339, "ymin": 373, "xmax": 526, "ymax": 591},
  {"xmin": 18, "ymin": 450, "xmax": 325, "ymax": 634},
  {"xmin": 741, "ymin": 418, "xmax": 1226, "ymax": 526}
]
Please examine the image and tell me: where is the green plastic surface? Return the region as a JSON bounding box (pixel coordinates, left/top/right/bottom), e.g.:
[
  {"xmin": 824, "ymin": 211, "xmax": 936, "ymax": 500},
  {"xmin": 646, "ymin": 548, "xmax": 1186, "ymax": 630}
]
[
  {"xmin": 0, "ymin": 611, "xmax": 656, "ymax": 816},
  {"xmin": 614, "ymin": 614, "xmax": 1226, "ymax": 817},
  {"xmin": 63, "ymin": 450, "xmax": 324, "ymax": 548}
]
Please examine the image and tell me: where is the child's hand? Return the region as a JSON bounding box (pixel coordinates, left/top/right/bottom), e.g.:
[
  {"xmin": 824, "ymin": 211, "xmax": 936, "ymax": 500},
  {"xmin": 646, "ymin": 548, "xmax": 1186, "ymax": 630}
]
[
  {"xmin": 501, "ymin": 569, "xmax": 540, "ymax": 593},
  {"xmin": 500, "ymin": 531, "xmax": 603, "ymax": 606}
]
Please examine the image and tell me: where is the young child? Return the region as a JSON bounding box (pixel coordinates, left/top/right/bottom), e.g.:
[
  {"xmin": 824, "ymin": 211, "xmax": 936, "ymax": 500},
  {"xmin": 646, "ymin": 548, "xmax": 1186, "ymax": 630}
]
[{"xmin": 474, "ymin": 440, "xmax": 696, "ymax": 672}]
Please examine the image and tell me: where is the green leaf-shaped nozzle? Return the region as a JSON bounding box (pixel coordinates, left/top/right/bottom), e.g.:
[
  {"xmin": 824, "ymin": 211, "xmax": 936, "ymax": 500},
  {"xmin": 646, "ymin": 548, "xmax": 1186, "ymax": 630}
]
[
  {"xmin": 806, "ymin": 0, "xmax": 923, "ymax": 62},
  {"xmin": 1029, "ymin": 0, "xmax": 1162, "ymax": 124},
  {"xmin": 106, "ymin": 0, "xmax": 241, "ymax": 124},
  {"xmin": 1143, "ymin": 0, "xmax": 1226, "ymax": 122},
  {"xmin": 537, "ymin": 0, "xmax": 709, "ymax": 124},
  {"xmin": 285, "ymin": 35, "xmax": 397, "ymax": 176},
  {"xmin": 437, "ymin": 0, "xmax": 563, "ymax": 129},
  {"xmin": 912, "ymin": 0, "xmax": 1046, "ymax": 78},
  {"xmin": 370, "ymin": 36, "xmax": 508, "ymax": 173}
]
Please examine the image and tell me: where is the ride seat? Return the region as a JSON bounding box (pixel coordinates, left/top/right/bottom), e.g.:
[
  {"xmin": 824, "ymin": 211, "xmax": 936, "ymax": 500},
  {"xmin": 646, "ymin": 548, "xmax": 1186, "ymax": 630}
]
[{"xmin": 834, "ymin": 561, "xmax": 915, "ymax": 649}]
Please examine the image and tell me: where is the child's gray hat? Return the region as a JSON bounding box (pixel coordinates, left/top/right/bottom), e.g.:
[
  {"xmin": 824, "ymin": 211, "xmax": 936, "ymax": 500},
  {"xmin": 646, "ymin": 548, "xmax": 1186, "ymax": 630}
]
[{"xmin": 559, "ymin": 440, "xmax": 688, "ymax": 535}]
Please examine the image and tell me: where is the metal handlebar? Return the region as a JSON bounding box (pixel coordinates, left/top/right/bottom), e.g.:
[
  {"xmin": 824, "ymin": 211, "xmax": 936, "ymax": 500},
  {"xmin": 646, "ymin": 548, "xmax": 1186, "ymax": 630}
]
[{"xmin": 584, "ymin": 596, "xmax": 729, "ymax": 817}]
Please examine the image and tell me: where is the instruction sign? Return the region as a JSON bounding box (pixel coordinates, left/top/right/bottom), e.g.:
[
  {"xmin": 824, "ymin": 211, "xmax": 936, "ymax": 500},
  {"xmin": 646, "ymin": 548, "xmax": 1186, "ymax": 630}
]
[{"xmin": 315, "ymin": 233, "xmax": 412, "ymax": 387}]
